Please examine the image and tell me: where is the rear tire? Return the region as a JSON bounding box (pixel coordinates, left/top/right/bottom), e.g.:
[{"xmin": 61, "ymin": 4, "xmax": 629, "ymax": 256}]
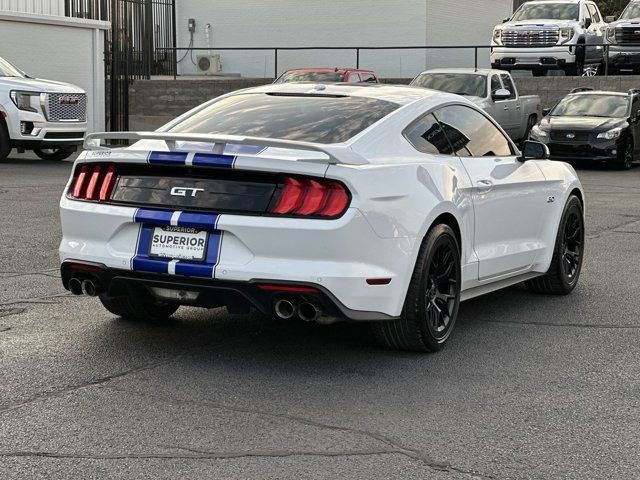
[
  {"xmin": 99, "ymin": 294, "xmax": 179, "ymax": 322},
  {"xmin": 372, "ymin": 224, "xmax": 461, "ymax": 352},
  {"xmin": 0, "ymin": 120, "xmax": 11, "ymax": 162},
  {"xmin": 33, "ymin": 147, "xmax": 75, "ymax": 161},
  {"xmin": 526, "ymin": 195, "xmax": 584, "ymax": 295}
]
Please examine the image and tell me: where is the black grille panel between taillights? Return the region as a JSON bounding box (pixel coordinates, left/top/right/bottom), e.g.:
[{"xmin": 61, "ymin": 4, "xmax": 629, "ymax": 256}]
[{"xmin": 68, "ymin": 163, "xmax": 351, "ymax": 219}]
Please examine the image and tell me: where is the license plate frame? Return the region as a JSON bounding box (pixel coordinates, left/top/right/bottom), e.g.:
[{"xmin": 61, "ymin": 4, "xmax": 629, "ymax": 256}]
[{"xmin": 148, "ymin": 226, "xmax": 208, "ymax": 262}]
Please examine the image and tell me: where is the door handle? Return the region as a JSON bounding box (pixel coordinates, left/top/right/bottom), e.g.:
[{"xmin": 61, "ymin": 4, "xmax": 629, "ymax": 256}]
[
  {"xmin": 476, "ymin": 179, "xmax": 494, "ymax": 193},
  {"xmin": 503, "ymin": 107, "xmax": 509, "ymax": 111}
]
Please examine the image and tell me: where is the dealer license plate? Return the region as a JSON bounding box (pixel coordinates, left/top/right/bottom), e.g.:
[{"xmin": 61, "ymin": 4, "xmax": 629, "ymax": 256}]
[{"xmin": 149, "ymin": 226, "xmax": 208, "ymax": 261}]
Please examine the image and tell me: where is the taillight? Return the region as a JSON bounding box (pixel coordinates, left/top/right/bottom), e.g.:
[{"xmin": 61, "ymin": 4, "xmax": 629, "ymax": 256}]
[
  {"xmin": 70, "ymin": 164, "xmax": 118, "ymax": 202},
  {"xmin": 270, "ymin": 176, "xmax": 350, "ymax": 218}
]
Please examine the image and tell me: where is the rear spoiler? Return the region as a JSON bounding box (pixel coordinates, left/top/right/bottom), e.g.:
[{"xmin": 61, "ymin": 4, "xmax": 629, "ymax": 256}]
[{"xmin": 83, "ymin": 131, "xmax": 368, "ymax": 166}]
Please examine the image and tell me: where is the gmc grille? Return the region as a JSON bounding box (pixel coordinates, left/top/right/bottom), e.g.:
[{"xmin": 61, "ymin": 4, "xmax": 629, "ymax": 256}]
[
  {"xmin": 47, "ymin": 93, "xmax": 87, "ymax": 122},
  {"xmin": 615, "ymin": 26, "xmax": 640, "ymax": 45},
  {"xmin": 503, "ymin": 29, "xmax": 559, "ymax": 47}
]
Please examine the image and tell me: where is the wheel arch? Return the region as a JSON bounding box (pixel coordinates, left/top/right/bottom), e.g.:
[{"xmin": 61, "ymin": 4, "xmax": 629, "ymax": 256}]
[{"xmin": 430, "ymin": 212, "xmax": 462, "ymax": 252}]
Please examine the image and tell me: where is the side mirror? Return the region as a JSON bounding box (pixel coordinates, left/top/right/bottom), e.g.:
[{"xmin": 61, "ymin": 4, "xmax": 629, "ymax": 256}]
[
  {"xmin": 584, "ymin": 18, "xmax": 592, "ymax": 29},
  {"xmin": 605, "ymin": 16, "xmax": 616, "ymax": 23},
  {"xmin": 492, "ymin": 88, "xmax": 511, "ymax": 100},
  {"xmin": 520, "ymin": 141, "xmax": 550, "ymax": 162},
  {"xmin": 502, "ymin": 18, "xmax": 510, "ymax": 23},
  {"xmin": 542, "ymin": 107, "xmax": 551, "ymax": 116}
]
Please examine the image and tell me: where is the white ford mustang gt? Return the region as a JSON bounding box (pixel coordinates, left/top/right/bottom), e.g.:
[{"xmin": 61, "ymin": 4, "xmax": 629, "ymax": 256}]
[{"xmin": 59, "ymin": 83, "xmax": 585, "ymax": 352}]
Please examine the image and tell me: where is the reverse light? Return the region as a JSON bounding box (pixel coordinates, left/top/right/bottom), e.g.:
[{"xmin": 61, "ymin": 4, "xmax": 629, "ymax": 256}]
[
  {"xmin": 270, "ymin": 176, "xmax": 350, "ymax": 218},
  {"xmin": 597, "ymin": 128, "xmax": 623, "ymax": 140},
  {"xmin": 70, "ymin": 164, "xmax": 118, "ymax": 201}
]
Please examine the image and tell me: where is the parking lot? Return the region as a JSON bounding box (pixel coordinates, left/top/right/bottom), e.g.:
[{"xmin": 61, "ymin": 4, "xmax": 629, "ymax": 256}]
[{"xmin": 0, "ymin": 154, "xmax": 639, "ymax": 479}]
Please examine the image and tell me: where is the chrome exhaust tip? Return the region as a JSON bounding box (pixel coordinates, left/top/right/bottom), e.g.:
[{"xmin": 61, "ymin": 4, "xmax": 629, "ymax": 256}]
[
  {"xmin": 274, "ymin": 299, "xmax": 297, "ymax": 320},
  {"xmin": 68, "ymin": 278, "xmax": 83, "ymax": 296},
  {"xmin": 81, "ymin": 279, "xmax": 98, "ymax": 297},
  {"xmin": 298, "ymin": 302, "xmax": 321, "ymax": 322}
]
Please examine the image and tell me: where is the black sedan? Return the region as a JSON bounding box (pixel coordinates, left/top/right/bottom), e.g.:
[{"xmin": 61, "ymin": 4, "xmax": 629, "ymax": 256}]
[{"xmin": 529, "ymin": 88, "xmax": 640, "ymax": 169}]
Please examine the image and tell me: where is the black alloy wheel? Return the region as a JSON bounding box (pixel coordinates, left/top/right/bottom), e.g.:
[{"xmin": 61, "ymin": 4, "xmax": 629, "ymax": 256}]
[
  {"xmin": 424, "ymin": 241, "xmax": 458, "ymax": 340},
  {"xmin": 560, "ymin": 210, "xmax": 582, "ymax": 283}
]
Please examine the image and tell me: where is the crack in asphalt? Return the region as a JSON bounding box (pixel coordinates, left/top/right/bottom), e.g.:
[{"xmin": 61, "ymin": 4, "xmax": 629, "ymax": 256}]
[
  {"xmin": 0, "ymin": 272, "xmax": 60, "ymax": 279},
  {"xmin": 586, "ymin": 217, "xmax": 640, "ymax": 240},
  {"xmin": 104, "ymin": 386, "xmax": 492, "ymax": 479},
  {"xmin": 0, "ymin": 308, "xmax": 25, "ymax": 319},
  {"xmin": 0, "ymin": 292, "xmax": 73, "ymax": 307}
]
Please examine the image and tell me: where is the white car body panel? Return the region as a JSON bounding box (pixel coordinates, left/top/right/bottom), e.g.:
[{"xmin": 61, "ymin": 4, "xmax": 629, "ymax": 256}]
[{"xmin": 59, "ymin": 84, "xmax": 584, "ymax": 319}]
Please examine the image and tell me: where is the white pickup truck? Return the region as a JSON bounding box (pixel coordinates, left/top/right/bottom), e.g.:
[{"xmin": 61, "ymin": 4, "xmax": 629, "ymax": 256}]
[
  {"xmin": 0, "ymin": 56, "xmax": 87, "ymax": 162},
  {"xmin": 410, "ymin": 68, "xmax": 542, "ymax": 142}
]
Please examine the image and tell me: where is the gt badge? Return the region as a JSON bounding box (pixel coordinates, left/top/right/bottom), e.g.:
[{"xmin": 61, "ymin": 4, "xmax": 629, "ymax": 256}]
[{"xmin": 170, "ymin": 187, "xmax": 204, "ymax": 197}]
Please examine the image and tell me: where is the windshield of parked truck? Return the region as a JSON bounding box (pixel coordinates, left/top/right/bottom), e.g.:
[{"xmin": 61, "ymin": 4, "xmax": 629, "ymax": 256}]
[
  {"xmin": 0, "ymin": 57, "xmax": 24, "ymax": 78},
  {"xmin": 411, "ymin": 73, "xmax": 487, "ymax": 98},
  {"xmin": 550, "ymin": 94, "xmax": 630, "ymax": 118},
  {"xmin": 511, "ymin": 3, "xmax": 579, "ymax": 21},
  {"xmin": 275, "ymin": 71, "xmax": 345, "ymax": 83},
  {"xmin": 620, "ymin": 4, "xmax": 640, "ymax": 19}
]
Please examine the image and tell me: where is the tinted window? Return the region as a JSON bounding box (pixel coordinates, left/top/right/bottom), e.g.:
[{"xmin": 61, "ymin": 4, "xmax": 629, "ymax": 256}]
[
  {"xmin": 0, "ymin": 57, "xmax": 23, "ymax": 78},
  {"xmin": 404, "ymin": 113, "xmax": 454, "ymax": 155},
  {"xmin": 500, "ymin": 74, "xmax": 517, "ymax": 100},
  {"xmin": 511, "ymin": 3, "xmax": 579, "ymax": 21},
  {"xmin": 551, "ymin": 94, "xmax": 630, "ymax": 118},
  {"xmin": 433, "ymin": 105, "xmax": 513, "ymax": 157},
  {"xmin": 275, "ymin": 71, "xmax": 345, "ymax": 83},
  {"xmin": 411, "ymin": 73, "xmax": 487, "ymax": 98},
  {"xmin": 621, "ymin": 4, "xmax": 640, "ymax": 19},
  {"xmin": 169, "ymin": 93, "xmax": 400, "ymax": 144}
]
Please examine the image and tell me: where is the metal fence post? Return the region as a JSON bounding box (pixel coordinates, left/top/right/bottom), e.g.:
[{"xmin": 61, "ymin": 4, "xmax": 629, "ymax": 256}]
[
  {"xmin": 356, "ymin": 48, "xmax": 360, "ymax": 69},
  {"xmin": 474, "ymin": 47, "xmax": 478, "ymax": 70},
  {"xmin": 274, "ymin": 48, "xmax": 278, "ymax": 79}
]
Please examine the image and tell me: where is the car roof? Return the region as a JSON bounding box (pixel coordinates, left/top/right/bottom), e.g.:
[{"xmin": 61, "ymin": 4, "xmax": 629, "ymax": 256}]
[
  {"xmin": 521, "ymin": 0, "xmax": 581, "ymax": 4},
  {"xmin": 235, "ymin": 82, "xmax": 456, "ymax": 106},
  {"xmin": 283, "ymin": 68, "xmax": 374, "ymax": 74},
  {"xmin": 569, "ymin": 90, "xmax": 630, "ymax": 96},
  {"xmin": 416, "ymin": 68, "xmax": 509, "ymax": 76}
]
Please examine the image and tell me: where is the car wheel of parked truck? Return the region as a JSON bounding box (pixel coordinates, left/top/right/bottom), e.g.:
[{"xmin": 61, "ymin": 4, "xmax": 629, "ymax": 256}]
[
  {"xmin": 526, "ymin": 195, "xmax": 584, "ymax": 295},
  {"xmin": 0, "ymin": 120, "xmax": 11, "ymax": 161},
  {"xmin": 33, "ymin": 147, "xmax": 75, "ymax": 161},
  {"xmin": 372, "ymin": 224, "xmax": 461, "ymax": 353}
]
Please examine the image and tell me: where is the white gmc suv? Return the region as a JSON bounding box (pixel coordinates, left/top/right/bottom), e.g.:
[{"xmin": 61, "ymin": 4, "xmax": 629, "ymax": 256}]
[
  {"xmin": 491, "ymin": 0, "xmax": 607, "ymax": 76},
  {"xmin": 0, "ymin": 56, "xmax": 87, "ymax": 161}
]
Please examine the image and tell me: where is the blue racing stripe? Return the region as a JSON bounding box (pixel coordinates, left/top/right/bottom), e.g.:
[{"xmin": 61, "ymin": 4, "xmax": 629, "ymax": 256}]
[
  {"xmin": 177, "ymin": 212, "xmax": 219, "ymax": 230},
  {"xmin": 131, "ymin": 225, "xmax": 170, "ymax": 274},
  {"xmin": 149, "ymin": 151, "xmax": 188, "ymax": 165},
  {"xmin": 192, "ymin": 152, "xmax": 235, "ymax": 168},
  {"xmin": 134, "ymin": 209, "xmax": 173, "ymax": 225}
]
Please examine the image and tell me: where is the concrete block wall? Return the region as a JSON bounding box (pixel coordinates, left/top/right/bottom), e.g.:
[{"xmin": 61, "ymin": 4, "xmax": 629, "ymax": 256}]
[{"xmin": 128, "ymin": 76, "xmax": 640, "ymax": 131}]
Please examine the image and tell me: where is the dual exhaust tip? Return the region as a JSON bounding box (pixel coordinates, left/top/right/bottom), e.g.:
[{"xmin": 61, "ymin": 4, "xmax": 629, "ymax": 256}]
[
  {"xmin": 68, "ymin": 277, "xmax": 100, "ymax": 297},
  {"xmin": 274, "ymin": 299, "xmax": 322, "ymax": 322}
]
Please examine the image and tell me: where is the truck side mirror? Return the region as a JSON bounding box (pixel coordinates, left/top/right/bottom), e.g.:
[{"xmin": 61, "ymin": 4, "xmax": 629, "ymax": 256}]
[
  {"xmin": 502, "ymin": 18, "xmax": 510, "ymax": 23},
  {"xmin": 605, "ymin": 16, "xmax": 616, "ymax": 23},
  {"xmin": 519, "ymin": 141, "xmax": 550, "ymax": 162},
  {"xmin": 584, "ymin": 18, "xmax": 592, "ymax": 29},
  {"xmin": 492, "ymin": 88, "xmax": 511, "ymax": 100},
  {"xmin": 542, "ymin": 108, "xmax": 551, "ymax": 116}
]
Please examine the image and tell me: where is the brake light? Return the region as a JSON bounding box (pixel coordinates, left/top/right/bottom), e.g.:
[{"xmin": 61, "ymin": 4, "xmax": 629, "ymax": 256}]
[
  {"xmin": 270, "ymin": 176, "xmax": 350, "ymax": 218},
  {"xmin": 70, "ymin": 164, "xmax": 118, "ymax": 201}
]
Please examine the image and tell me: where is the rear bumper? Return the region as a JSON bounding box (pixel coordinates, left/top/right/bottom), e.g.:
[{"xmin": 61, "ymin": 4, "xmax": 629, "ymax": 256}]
[
  {"xmin": 59, "ymin": 197, "xmax": 416, "ymax": 318},
  {"xmin": 60, "ymin": 262, "xmax": 398, "ymax": 321}
]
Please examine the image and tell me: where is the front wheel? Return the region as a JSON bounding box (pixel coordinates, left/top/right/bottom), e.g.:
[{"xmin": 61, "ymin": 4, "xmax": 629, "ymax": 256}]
[
  {"xmin": 0, "ymin": 121, "xmax": 11, "ymax": 161},
  {"xmin": 33, "ymin": 147, "xmax": 75, "ymax": 161},
  {"xmin": 526, "ymin": 195, "xmax": 584, "ymax": 295},
  {"xmin": 372, "ymin": 224, "xmax": 461, "ymax": 352},
  {"xmin": 564, "ymin": 46, "xmax": 585, "ymax": 76},
  {"xmin": 616, "ymin": 139, "xmax": 634, "ymax": 170}
]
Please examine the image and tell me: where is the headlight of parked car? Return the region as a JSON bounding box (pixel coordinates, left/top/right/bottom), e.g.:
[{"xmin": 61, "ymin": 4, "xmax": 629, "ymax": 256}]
[
  {"xmin": 606, "ymin": 26, "xmax": 617, "ymax": 43},
  {"xmin": 492, "ymin": 28, "xmax": 503, "ymax": 45},
  {"xmin": 558, "ymin": 28, "xmax": 574, "ymax": 45},
  {"xmin": 596, "ymin": 128, "xmax": 623, "ymax": 140},
  {"xmin": 10, "ymin": 91, "xmax": 40, "ymax": 113},
  {"xmin": 530, "ymin": 125, "xmax": 548, "ymax": 138}
]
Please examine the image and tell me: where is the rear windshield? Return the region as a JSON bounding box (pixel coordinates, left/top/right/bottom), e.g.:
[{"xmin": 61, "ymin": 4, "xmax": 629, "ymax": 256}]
[
  {"xmin": 411, "ymin": 73, "xmax": 487, "ymax": 98},
  {"xmin": 511, "ymin": 3, "xmax": 579, "ymax": 21},
  {"xmin": 275, "ymin": 72, "xmax": 345, "ymax": 83},
  {"xmin": 0, "ymin": 57, "xmax": 23, "ymax": 78},
  {"xmin": 169, "ymin": 93, "xmax": 399, "ymax": 144},
  {"xmin": 551, "ymin": 94, "xmax": 629, "ymax": 118}
]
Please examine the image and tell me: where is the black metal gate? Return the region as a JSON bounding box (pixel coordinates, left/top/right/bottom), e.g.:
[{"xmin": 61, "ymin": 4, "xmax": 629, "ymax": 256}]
[{"xmin": 65, "ymin": 0, "xmax": 176, "ymax": 131}]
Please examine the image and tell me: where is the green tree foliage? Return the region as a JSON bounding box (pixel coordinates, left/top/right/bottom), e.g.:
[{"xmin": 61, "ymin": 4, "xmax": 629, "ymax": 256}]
[{"xmin": 596, "ymin": 0, "xmax": 630, "ymax": 17}]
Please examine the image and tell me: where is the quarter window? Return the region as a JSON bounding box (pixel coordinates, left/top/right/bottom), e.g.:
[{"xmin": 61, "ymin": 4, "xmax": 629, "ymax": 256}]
[
  {"xmin": 433, "ymin": 105, "xmax": 513, "ymax": 157},
  {"xmin": 404, "ymin": 113, "xmax": 454, "ymax": 155}
]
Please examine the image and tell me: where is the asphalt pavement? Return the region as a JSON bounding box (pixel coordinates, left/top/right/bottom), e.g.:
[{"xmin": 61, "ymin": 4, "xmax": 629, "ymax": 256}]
[{"xmin": 1, "ymin": 152, "xmax": 639, "ymax": 479}]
